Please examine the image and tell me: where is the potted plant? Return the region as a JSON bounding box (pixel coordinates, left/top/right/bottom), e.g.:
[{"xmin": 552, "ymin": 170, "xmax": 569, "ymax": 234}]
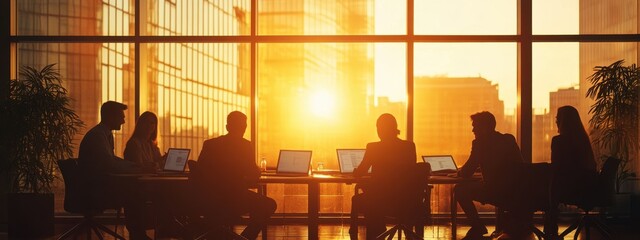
[
  {"xmin": 0, "ymin": 64, "xmax": 83, "ymax": 238},
  {"xmin": 586, "ymin": 59, "xmax": 639, "ymax": 217}
]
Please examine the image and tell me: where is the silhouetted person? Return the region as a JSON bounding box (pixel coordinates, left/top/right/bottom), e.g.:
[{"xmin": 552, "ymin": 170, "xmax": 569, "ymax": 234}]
[
  {"xmin": 350, "ymin": 113, "xmax": 417, "ymax": 240},
  {"xmin": 124, "ymin": 111, "xmax": 163, "ymax": 171},
  {"xmin": 453, "ymin": 111, "xmax": 525, "ymax": 240},
  {"xmin": 78, "ymin": 101, "xmax": 150, "ymax": 240},
  {"xmin": 193, "ymin": 111, "xmax": 276, "ymax": 240},
  {"xmin": 544, "ymin": 105, "xmax": 598, "ymax": 237}
]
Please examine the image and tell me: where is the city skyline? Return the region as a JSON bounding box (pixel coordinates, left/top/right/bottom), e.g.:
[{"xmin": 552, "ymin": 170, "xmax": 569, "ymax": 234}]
[{"xmin": 9, "ymin": 0, "xmax": 639, "ymax": 217}]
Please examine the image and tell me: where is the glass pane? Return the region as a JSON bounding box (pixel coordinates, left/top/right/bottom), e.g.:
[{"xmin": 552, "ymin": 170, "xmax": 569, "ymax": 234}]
[
  {"xmin": 532, "ymin": 43, "xmax": 579, "ymax": 163},
  {"xmin": 258, "ymin": 43, "xmax": 407, "ymax": 213},
  {"xmin": 258, "ymin": 0, "xmax": 400, "ymax": 35},
  {"xmin": 16, "ymin": 0, "xmax": 134, "ymax": 36},
  {"xmin": 413, "ymin": 43, "xmax": 517, "ymax": 213},
  {"xmin": 532, "ymin": 0, "xmax": 578, "ymax": 34},
  {"xmin": 534, "ymin": 42, "xmax": 638, "ymax": 167},
  {"xmin": 141, "ymin": 43, "xmax": 251, "ymax": 159},
  {"xmin": 414, "ymin": 0, "xmax": 516, "ymax": 35},
  {"xmin": 143, "ymin": 0, "xmax": 251, "ymax": 36},
  {"xmin": 17, "ymin": 43, "xmax": 135, "ymax": 213}
]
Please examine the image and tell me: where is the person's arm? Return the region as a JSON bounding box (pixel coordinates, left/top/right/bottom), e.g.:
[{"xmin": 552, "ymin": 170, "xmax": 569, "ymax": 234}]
[
  {"xmin": 151, "ymin": 143, "xmax": 163, "ymax": 168},
  {"xmin": 240, "ymin": 140, "xmax": 260, "ymax": 186},
  {"xmin": 92, "ymin": 130, "xmax": 117, "ymax": 173},
  {"xmin": 505, "ymin": 134, "xmax": 524, "ymax": 163},
  {"xmin": 354, "ymin": 143, "xmax": 374, "ymax": 178},
  {"xmin": 458, "ymin": 139, "xmax": 480, "ymax": 178},
  {"xmin": 123, "ymin": 139, "xmax": 143, "ymax": 165},
  {"xmin": 191, "ymin": 140, "xmax": 213, "ymax": 179},
  {"xmin": 409, "ymin": 141, "xmax": 417, "ymax": 164},
  {"xmin": 550, "ymin": 136, "xmax": 570, "ymax": 171}
]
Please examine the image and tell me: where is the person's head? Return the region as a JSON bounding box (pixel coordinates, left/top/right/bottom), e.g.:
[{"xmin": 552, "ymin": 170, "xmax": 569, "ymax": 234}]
[
  {"xmin": 376, "ymin": 113, "xmax": 400, "ymax": 141},
  {"xmin": 556, "ymin": 105, "xmax": 585, "ymax": 136},
  {"xmin": 100, "ymin": 101, "xmax": 127, "ymax": 131},
  {"xmin": 470, "ymin": 111, "xmax": 496, "ymax": 139},
  {"xmin": 226, "ymin": 111, "xmax": 248, "ymax": 138},
  {"xmin": 131, "ymin": 111, "xmax": 158, "ymax": 141}
]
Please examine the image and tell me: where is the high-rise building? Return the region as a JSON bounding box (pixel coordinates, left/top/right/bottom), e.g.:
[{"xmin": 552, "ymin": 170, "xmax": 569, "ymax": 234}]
[
  {"xmin": 17, "ymin": 1, "xmax": 252, "ymax": 159},
  {"xmin": 257, "ymin": 0, "xmax": 375, "ymax": 214},
  {"xmin": 413, "ymin": 76, "xmax": 506, "ymax": 213},
  {"xmin": 16, "ymin": 1, "xmax": 136, "ymax": 154},
  {"xmin": 413, "ymin": 76, "xmax": 505, "ymax": 164},
  {"xmin": 534, "ymin": 87, "xmax": 581, "ymax": 164},
  {"xmin": 141, "ymin": 0, "xmax": 251, "ymax": 157},
  {"xmin": 257, "ymin": 0, "xmax": 374, "ymax": 165}
]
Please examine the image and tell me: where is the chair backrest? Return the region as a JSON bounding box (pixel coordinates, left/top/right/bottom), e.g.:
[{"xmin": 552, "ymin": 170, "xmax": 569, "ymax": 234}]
[
  {"xmin": 394, "ymin": 162, "xmax": 431, "ymax": 219},
  {"xmin": 597, "ymin": 157, "xmax": 621, "ymax": 207},
  {"xmin": 57, "ymin": 158, "xmax": 89, "ymax": 213}
]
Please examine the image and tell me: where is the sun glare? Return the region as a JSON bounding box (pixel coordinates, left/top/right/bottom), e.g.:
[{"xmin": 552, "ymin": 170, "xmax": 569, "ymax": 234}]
[{"xmin": 309, "ymin": 91, "xmax": 336, "ymax": 118}]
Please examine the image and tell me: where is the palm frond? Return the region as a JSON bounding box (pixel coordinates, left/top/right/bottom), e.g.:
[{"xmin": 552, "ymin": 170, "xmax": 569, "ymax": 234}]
[
  {"xmin": 1, "ymin": 64, "xmax": 84, "ymax": 193},
  {"xmin": 586, "ymin": 59, "xmax": 639, "ymax": 192}
]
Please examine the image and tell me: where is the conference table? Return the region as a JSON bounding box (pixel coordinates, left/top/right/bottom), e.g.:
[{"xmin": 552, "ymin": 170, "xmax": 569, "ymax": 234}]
[{"xmin": 135, "ymin": 172, "xmax": 480, "ymax": 240}]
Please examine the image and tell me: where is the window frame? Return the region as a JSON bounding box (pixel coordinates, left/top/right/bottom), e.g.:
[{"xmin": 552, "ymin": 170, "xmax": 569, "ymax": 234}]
[{"xmin": 4, "ymin": 0, "xmax": 640, "ymax": 164}]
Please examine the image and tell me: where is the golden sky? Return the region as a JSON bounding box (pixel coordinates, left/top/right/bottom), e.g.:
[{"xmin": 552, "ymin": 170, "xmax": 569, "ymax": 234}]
[{"xmin": 374, "ymin": 0, "xmax": 580, "ymax": 112}]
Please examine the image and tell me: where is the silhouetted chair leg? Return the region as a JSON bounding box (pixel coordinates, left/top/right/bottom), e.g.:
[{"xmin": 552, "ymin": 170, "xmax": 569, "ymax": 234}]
[
  {"xmin": 593, "ymin": 217, "xmax": 614, "ymax": 238},
  {"xmin": 560, "ymin": 211, "xmax": 614, "ymax": 240},
  {"xmin": 92, "ymin": 226, "xmax": 105, "ymax": 240},
  {"xmin": 376, "ymin": 224, "xmax": 423, "ymax": 240},
  {"xmin": 529, "ymin": 224, "xmax": 545, "ymax": 240},
  {"xmin": 57, "ymin": 216, "xmax": 126, "ymax": 240},
  {"xmin": 192, "ymin": 224, "xmax": 247, "ymax": 240}
]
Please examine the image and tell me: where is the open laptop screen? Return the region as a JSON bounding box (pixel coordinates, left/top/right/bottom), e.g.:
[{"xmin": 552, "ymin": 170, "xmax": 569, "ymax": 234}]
[
  {"xmin": 337, "ymin": 149, "xmax": 368, "ymax": 173},
  {"xmin": 422, "ymin": 155, "xmax": 457, "ymax": 173},
  {"xmin": 163, "ymin": 148, "xmax": 190, "ymax": 172},
  {"xmin": 276, "ymin": 150, "xmax": 312, "ymax": 174}
]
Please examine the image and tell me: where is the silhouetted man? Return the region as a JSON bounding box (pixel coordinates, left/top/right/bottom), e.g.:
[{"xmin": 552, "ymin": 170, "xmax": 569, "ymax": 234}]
[
  {"xmin": 453, "ymin": 111, "xmax": 525, "ymax": 240},
  {"xmin": 193, "ymin": 111, "xmax": 276, "ymax": 240},
  {"xmin": 351, "ymin": 113, "xmax": 417, "ymax": 239},
  {"xmin": 78, "ymin": 101, "xmax": 149, "ymax": 240}
]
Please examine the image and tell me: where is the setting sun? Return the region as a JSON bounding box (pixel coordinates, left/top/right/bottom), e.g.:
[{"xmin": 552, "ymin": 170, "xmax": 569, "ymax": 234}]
[{"xmin": 308, "ymin": 90, "xmax": 336, "ymax": 118}]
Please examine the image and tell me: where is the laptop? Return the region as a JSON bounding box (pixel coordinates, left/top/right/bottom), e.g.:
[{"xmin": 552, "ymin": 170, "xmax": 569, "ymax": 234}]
[
  {"xmin": 336, "ymin": 149, "xmax": 370, "ymax": 174},
  {"xmin": 265, "ymin": 150, "xmax": 312, "ymax": 176},
  {"xmin": 157, "ymin": 148, "xmax": 191, "ymax": 175},
  {"xmin": 421, "ymin": 155, "xmax": 458, "ymax": 176}
]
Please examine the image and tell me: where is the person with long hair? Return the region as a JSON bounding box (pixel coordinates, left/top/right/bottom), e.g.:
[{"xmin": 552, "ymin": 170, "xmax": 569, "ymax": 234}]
[
  {"xmin": 124, "ymin": 111, "xmax": 163, "ymax": 170},
  {"xmin": 544, "ymin": 105, "xmax": 598, "ymax": 238}
]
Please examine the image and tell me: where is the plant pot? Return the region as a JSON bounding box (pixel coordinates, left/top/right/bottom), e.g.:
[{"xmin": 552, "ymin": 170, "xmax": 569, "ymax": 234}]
[{"xmin": 7, "ymin": 192, "xmax": 54, "ymax": 239}]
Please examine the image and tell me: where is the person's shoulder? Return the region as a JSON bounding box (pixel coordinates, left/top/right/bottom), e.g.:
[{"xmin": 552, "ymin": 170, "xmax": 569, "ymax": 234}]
[
  {"xmin": 499, "ymin": 132, "xmax": 517, "ymax": 142},
  {"xmin": 366, "ymin": 141, "xmax": 381, "ymax": 148},
  {"xmin": 200, "ymin": 137, "xmax": 220, "ymax": 149},
  {"xmin": 400, "ymin": 139, "xmax": 416, "ymax": 147},
  {"xmin": 550, "ymin": 134, "xmax": 567, "ymax": 145},
  {"xmin": 82, "ymin": 124, "xmax": 105, "ymax": 140}
]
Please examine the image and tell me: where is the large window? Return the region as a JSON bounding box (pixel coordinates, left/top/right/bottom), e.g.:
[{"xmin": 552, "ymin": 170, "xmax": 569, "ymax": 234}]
[{"xmin": 6, "ymin": 0, "xmax": 639, "ymax": 215}]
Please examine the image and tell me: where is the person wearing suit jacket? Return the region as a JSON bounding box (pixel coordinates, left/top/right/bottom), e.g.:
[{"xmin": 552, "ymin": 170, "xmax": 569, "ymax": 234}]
[
  {"xmin": 351, "ymin": 113, "xmax": 417, "ymax": 239},
  {"xmin": 192, "ymin": 111, "xmax": 276, "ymax": 240},
  {"xmin": 454, "ymin": 111, "xmax": 526, "ymax": 240}
]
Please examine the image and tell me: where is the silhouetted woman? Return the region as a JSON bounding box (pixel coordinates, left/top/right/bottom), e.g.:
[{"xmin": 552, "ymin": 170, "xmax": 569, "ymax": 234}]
[
  {"xmin": 545, "ymin": 105, "xmax": 598, "ymax": 237},
  {"xmin": 124, "ymin": 111, "xmax": 163, "ymax": 170}
]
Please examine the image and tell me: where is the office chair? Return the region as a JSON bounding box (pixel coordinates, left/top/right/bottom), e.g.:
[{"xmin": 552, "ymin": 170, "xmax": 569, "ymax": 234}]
[
  {"xmin": 558, "ymin": 157, "xmax": 620, "ymax": 240},
  {"xmin": 521, "ymin": 163, "xmax": 552, "ymax": 240},
  {"xmin": 56, "ymin": 158, "xmax": 126, "ymax": 240},
  {"xmin": 375, "ymin": 162, "xmax": 431, "ymax": 240},
  {"xmin": 177, "ymin": 160, "xmax": 248, "ymax": 240}
]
